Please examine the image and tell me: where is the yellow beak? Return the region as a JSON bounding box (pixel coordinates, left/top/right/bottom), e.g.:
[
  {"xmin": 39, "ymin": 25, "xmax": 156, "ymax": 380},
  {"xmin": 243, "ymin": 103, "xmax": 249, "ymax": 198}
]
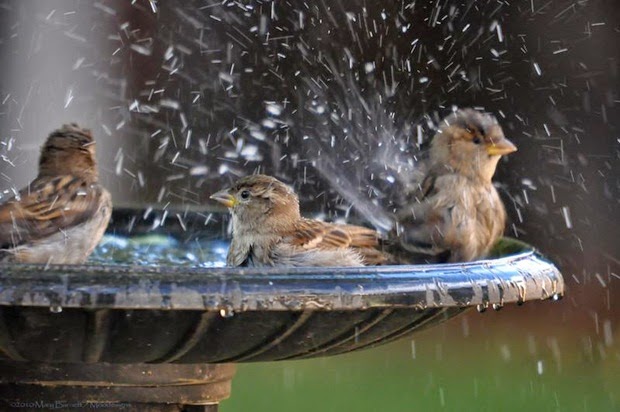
[
  {"xmin": 486, "ymin": 137, "xmax": 517, "ymax": 156},
  {"xmin": 210, "ymin": 189, "xmax": 237, "ymax": 208}
]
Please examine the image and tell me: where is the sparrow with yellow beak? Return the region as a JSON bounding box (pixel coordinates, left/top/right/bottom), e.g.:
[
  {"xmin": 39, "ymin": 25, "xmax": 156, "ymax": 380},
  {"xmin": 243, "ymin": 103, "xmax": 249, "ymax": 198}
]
[
  {"xmin": 0, "ymin": 124, "xmax": 112, "ymax": 263},
  {"xmin": 390, "ymin": 109, "xmax": 517, "ymax": 263},
  {"xmin": 211, "ymin": 175, "xmax": 386, "ymax": 267}
]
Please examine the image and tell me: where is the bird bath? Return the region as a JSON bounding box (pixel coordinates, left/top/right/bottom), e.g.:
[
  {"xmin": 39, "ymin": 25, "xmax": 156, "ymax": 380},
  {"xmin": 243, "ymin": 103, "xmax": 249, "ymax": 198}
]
[{"xmin": 0, "ymin": 209, "xmax": 565, "ymax": 411}]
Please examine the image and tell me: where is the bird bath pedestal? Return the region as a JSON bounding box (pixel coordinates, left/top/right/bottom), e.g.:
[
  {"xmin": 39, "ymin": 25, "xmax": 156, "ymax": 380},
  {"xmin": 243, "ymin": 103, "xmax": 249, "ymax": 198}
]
[{"xmin": 0, "ymin": 211, "xmax": 564, "ymax": 411}]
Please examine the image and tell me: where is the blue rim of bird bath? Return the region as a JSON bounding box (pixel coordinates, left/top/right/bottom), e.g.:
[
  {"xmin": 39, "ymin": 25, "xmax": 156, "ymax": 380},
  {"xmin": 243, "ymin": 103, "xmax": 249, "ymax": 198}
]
[{"xmin": 0, "ymin": 250, "xmax": 564, "ymax": 312}]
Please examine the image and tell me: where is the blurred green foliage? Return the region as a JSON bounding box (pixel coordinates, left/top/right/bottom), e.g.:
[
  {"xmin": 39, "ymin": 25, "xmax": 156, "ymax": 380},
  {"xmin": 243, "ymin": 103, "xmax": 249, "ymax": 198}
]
[{"xmin": 223, "ymin": 305, "xmax": 618, "ymax": 412}]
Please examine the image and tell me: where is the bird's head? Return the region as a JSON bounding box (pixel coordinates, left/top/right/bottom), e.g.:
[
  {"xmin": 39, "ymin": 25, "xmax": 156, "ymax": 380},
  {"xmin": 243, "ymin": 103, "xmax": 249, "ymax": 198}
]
[
  {"xmin": 210, "ymin": 174, "xmax": 301, "ymax": 233},
  {"xmin": 430, "ymin": 109, "xmax": 517, "ymax": 181},
  {"xmin": 39, "ymin": 123, "xmax": 99, "ymax": 181}
]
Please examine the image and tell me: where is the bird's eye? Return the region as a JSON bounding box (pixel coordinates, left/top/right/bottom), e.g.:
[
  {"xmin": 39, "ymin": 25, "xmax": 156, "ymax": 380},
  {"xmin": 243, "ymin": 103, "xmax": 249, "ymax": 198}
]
[
  {"xmin": 240, "ymin": 190, "xmax": 251, "ymax": 199},
  {"xmin": 472, "ymin": 136, "xmax": 481, "ymax": 145}
]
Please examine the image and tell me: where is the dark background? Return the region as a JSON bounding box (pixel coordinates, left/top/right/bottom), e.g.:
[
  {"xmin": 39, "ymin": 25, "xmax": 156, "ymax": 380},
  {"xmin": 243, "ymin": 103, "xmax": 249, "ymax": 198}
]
[{"xmin": 0, "ymin": 1, "xmax": 618, "ymax": 410}]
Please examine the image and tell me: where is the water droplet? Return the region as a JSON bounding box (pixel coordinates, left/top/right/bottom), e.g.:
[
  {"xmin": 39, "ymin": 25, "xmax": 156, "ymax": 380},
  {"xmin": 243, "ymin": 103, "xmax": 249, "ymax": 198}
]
[
  {"xmin": 219, "ymin": 307, "xmax": 234, "ymax": 318},
  {"xmin": 266, "ymin": 103, "xmax": 283, "ymax": 116},
  {"xmin": 552, "ymin": 293, "xmax": 563, "ymax": 301},
  {"xmin": 537, "ymin": 360, "xmax": 544, "ymax": 375},
  {"xmin": 476, "ymin": 303, "xmax": 488, "ymax": 313},
  {"xmin": 50, "ymin": 305, "xmax": 62, "ymax": 313},
  {"xmin": 492, "ymin": 303, "xmax": 503, "ymax": 311}
]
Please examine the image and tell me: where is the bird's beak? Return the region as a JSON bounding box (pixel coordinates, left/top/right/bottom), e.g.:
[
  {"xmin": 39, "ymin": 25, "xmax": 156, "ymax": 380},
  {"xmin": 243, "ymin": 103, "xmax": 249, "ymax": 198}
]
[
  {"xmin": 486, "ymin": 137, "xmax": 517, "ymax": 156},
  {"xmin": 210, "ymin": 189, "xmax": 237, "ymax": 208}
]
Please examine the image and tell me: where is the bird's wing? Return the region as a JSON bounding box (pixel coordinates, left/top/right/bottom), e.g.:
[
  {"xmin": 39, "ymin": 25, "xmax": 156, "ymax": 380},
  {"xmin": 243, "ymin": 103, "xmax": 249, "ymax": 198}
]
[
  {"xmin": 286, "ymin": 219, "xmax": 388, "ymax": 265},
  {"xmin": 391, "ymin": 172, "xmax": 454, "ymax": 262},
  {"xmin": 0, "ymin": 176, "xmax": 110, "ymax": 249},
  {"xmin": 288, "ymin": 218, "xmax": 380, "ymax": 250}
]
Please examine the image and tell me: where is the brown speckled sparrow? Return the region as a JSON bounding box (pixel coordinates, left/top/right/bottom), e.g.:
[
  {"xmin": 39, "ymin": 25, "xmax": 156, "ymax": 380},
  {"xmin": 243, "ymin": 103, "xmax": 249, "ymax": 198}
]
[
  {"xmin": 390, "ymin": 109, "xmax": 517, "ymax": 263},
  {"xmin": 0, "ymin": 124, "xmax": 112, "ymax": 264},
  {"xmin": 211, "ymin": 175, "xmax": 386, "ymax": 267}
]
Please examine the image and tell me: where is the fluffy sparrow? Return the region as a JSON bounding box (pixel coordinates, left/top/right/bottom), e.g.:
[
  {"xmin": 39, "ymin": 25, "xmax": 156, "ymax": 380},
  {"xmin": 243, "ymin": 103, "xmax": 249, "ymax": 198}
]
[
  {"xmin": 211, "ymin": 174, "xmax": 386, "ymax": 267},
  {"xmin": 390, "ymin": 109, "xmax": 517, "ymax": 263},
  {"xmin": 0, "ymin": 124, "xmax": 112, "ymax": 264}
]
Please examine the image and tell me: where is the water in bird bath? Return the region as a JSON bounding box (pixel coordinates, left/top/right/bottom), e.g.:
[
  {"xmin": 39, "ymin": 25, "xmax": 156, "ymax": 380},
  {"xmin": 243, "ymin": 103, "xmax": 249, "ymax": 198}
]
[{"xmin": 89, "ymin": 234, "xmax": 228, "ymax": 267}]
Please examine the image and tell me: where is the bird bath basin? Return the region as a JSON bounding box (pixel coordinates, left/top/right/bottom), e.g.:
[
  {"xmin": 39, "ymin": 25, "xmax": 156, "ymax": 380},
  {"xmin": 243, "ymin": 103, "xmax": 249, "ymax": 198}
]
[{"xmin": 0, "ymin": 209, "xmax": 564, "ymax": 411}]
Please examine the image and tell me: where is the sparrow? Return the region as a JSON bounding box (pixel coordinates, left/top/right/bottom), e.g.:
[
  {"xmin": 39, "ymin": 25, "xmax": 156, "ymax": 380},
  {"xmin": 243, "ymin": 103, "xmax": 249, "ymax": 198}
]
[
  {"xmin": 210, "ymin": 174, "xmax": 387, "ymax": 267},
  {"xmin": 389, "ymin": 109, "xmax": 517, "ymax": 263},
  {"xmin": 0, "ymin": 124, "xmax": 112, "ymax": 264}
]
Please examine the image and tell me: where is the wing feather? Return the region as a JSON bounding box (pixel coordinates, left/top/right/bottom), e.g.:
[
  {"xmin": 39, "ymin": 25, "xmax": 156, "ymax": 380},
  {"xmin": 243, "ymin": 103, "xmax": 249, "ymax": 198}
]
[
  {"xmin": 390, "ymin": 172, "xmax": 453, "ymax": 262},
  {"xmin": 285, "ymin": 218, "xmax": 387, "ymax": 265},
  {"xmin": 0, "ymin": 176, "xmax": 109, "ymax": 249}
]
